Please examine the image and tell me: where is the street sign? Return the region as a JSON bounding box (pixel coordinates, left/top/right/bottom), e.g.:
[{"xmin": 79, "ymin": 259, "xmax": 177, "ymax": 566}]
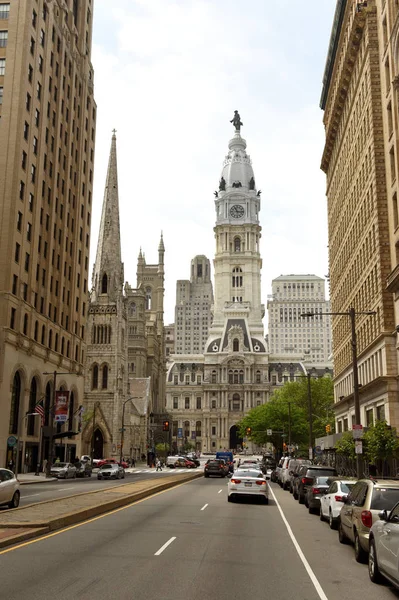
[
  {"xmin": 355, "ymin": 440, "xmax": 363, "ymax": 454},
  {"xmin": 177, "ymin": 428, "xmax": 183, "ymax": 439},
  {"xmin": 267, "ymin": 429, "xmax": 272, "ymax": 436},
  {"xmin": 315, "ymin": 445, "xmax": 322, "ymax": 455},
  {"xmin": 352, "ymin": 424, "xmax": 363, "ymax": 439},
  {"xmin": 7, "ymin": 436, "xmax": 17, "ymax": 447}
]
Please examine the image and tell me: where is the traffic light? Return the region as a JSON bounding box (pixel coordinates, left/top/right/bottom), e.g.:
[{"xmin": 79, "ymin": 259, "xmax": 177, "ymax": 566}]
[
  {"xmin": 246, "ymin": 427, "xmax": 251, "ymax": 436},
  {"xmin": 163, "ymin": 420, "xmax": 170, "ymax": 432},
  {"xmin": 325, "ymin": 424, "xmax": 331, "ymax": 434}
]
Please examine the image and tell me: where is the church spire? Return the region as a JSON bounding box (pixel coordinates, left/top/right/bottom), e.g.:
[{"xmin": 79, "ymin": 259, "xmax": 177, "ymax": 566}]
[{"xmin": 91, "ymin": 132, "xmax": 124, "ymax": 301}]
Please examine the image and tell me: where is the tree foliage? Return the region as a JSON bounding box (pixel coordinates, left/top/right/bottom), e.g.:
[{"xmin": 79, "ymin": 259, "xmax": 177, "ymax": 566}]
[
  {"xmin": 363, "ymin": 420, "xmax": 399, "ymax": 464},
  {"xmin": 335, "ymin": 432, "xmax": 355, "ymax": 459},
  {"xmin": 237, "ymin": 376, "xmax": 334, "ymax": 452}
]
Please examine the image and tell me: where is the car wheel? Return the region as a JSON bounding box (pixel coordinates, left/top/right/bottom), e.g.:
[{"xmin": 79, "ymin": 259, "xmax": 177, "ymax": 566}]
[
  {"xmin": 282, "ymin": 481, "xmax": 287, "ymax": 490},
  {"xmin": 228, "ymin": 495, "xmax": 234, "ymax": 502},
  {"xmin": 329, "ymin": 511, "xmax": 337, "ymax": 530},
  {"xmin": 308, "ymin": 505, "xmax": 316, "ymax": 515},
  {"xmin": 8, "ymin": 490, "xmax": 20, "ymax": 509},
  {"xmin": 338, "ymin": 522, "xmax": 349, "ymax": 544},
  {"xmin": 304, "ymin": 497, "xmax": 309, "ymax": 508},
  {"xmin": 298, "ymin": 493, "xmax": 304, "ymax": 505},
  {"xmin": 97, "ymin": 476, "xmax": 101, "ymax": 480},
  {"xmin": 204, "ymin": 474, "xmax": 209, "ymax": 478},
  {"xmin": 289, "ymin": 486, "xmax": 293, "ymax": 495},
  {"xmin": 73, "ymin": 473, "xmax": 76, "ymax": 479},
  {"xmin": 354, "ymin": 530, "xmax": 367, "ymax": 563},
  {"xmin": 293, "ymin": 490, "xmax": 298, "ymax": 500},
  {"xmin": 320, "ymin": 508, "xmax": 325, "ymax": 521},
  {"xmin": 369, "ymin": 539, "xmax": 382, "ymax": 584}
]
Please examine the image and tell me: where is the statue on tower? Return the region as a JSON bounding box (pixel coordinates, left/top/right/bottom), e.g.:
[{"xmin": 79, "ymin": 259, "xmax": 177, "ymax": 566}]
[{"xmin": 230, "ymin": 110, "xmax": 243, "ymax": 132}]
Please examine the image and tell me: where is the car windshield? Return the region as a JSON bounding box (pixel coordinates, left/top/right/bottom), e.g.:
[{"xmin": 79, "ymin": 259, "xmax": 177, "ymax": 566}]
[
  {"xmin": 235, "ymin": 470, "xmax": 263, "ymax": 479},
  {"xmin": 53, "ymin": 463, "xmax": 67, "ymax": 468},
  {"xmin": 371, "ymin": 488, "xmax": 399, "ymax": 510},
  {"xmin": 341, "ymin": 483, "xmax": 355, "ymax": 493},
  {"xmin": 100, "ymin": 464, "xmax": 115, "ymax": 469}
]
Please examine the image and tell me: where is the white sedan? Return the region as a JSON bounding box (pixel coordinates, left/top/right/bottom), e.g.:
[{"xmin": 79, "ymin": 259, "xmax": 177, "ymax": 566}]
[
  {"xmin": 319, "ymin": 479, "xmax": 356, "ymax": 529},
  {"xmin": 227, "ymin": 469, "xmax": 269, "ymax": 504},
  {"xmin": 0, "ymin": 468, "xmax": 20, "ymax": 509},
  {"xmin": 369, "ymin": 501, "xmax": 399, "ymax": 589}
]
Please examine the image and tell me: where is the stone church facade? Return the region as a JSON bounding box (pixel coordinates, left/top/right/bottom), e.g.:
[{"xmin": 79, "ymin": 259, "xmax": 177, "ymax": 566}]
[{"xmin": 82, "ymin": 134, "xmax": 166, "ymax": 460}]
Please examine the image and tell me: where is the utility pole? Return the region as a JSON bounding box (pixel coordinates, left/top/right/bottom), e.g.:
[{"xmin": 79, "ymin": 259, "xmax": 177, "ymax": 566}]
[
  {"xmin": 307, "ymin": 373, "xmax": 313, "ymax": 460},
  {"xmin": 288, "ymin": 402, "xmax": 292, "ymax": 452},
  {"xmin": 43, "ymin": 370, "xmax": 72, "ymax": 477},
  {"xmin": 91, "ymin": 401, "xmax": 98, "ymax": 463}
]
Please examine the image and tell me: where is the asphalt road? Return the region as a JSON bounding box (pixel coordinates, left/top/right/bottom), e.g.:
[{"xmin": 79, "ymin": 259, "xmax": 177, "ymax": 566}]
[
  {"xmin": 1, "ymin": 479, "xmax": 398, "ymax": 600},
  {"xmin": 0, "ymin": 468, "xmax": 198, "ymax": 509}
]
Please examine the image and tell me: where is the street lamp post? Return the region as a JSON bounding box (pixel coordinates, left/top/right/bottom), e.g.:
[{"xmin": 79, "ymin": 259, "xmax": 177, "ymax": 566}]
[
  {"xmin": 301, "ymin": 307, "xmax": 376, "ymax": 478},
  {"xmin": 298, "ymin": 363, "xmax": 314, "ymax": 459}
]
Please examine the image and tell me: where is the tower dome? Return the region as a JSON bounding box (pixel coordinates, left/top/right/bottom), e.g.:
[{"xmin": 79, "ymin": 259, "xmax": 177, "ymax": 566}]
[{"xmin": 219, "ymin": 130, "xmax": 256, "ymax": 193}]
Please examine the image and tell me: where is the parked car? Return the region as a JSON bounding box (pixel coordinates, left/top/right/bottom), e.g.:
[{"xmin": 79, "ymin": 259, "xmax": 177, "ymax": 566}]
[
  {"xmin": 97, "ymin": 458, "xmax": 128, "ymax": 469},
  {"xmin": 320, "ymin": 478, "xmax": 356, "ymax": 529},
  {"xmin": 288, "ymin": 462, "xmax": 309, "ymax": 494},
  {"xmin": 204, "ymin": 459, "xmax": 228, "ymax": 478},
  {"xmin": 295, "ymin": 465, "xmax": 337, "ymax": 504},
  {"xmin": 97, "ymin": 463, "xmax": 125, "ymax": 480},
  {"xmin": 50, "ymin": 462, "xmax": 77, "ymax": 479},
  {"xmin": 282, "ymin": 458, "xmax": 311, "ymax": 491},
  {"xmin": 339, "ymin": 478, "xmax": 399, "ymax": 563},
  {"xmin": 369, "ymin": 500, "xmax": 399, "ymax": 588},
  {"xmin": 175, "ymin": 458, "xmax": 196, "ymax": 469},
  {"xmin": 75, "ymin": 461, "xmax": 93, "ymax": 478},
  {"xmin": 0, "ymin": 468, "xmax": 20, "ymax": 509},
  {"xmin": 184, "ymin": 454, "xmax": 200, "ymax": 467},
  {"xmin": 305, "ymin": 476, "xmax": 330, "ymax": 514},
  {"xmin": 275, "ymin": 457, "xmax": 286, "ymax": 485},
  {"xmin": 166, "ymin": 455, "xmax": 186, "ymax": 468},
  {"xmin": 228, "ymin": 469, "xmax": 269, "ymax": 504}
]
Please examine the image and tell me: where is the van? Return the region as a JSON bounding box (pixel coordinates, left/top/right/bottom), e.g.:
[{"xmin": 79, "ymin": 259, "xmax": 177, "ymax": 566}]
[
  {"xmin": 216, "ymin": 451, "xmax": 234, "ymax": 472},
  {"xmin": 166, "ymin": 455, "xmax": 185, "ymax": 468}
]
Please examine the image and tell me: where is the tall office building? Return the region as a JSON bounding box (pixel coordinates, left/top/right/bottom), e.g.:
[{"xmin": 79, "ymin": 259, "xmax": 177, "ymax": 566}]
[
  {"xmin": 175, "ymin": 255, "xmax": 213, "ymax": 355},
  {"xmin": 0, "ymin": 0, "xmax": 96, "ymax": 469},
  {"xmin": 267, "ymin": 275, "xmax": 332, "ymax": 363},
  {"xmin": 321, "ymin": 0, "xmax": 399, "ymax": 432}
]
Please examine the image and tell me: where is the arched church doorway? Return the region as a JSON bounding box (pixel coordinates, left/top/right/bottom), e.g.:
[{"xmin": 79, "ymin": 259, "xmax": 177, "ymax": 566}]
[
  {"xmin": 229, "ymin": 425, "xmax": 243, "ymax": 450},
  {"xmin": 93, "ymin": 428, "xmax": 104, "ymax": 459}
]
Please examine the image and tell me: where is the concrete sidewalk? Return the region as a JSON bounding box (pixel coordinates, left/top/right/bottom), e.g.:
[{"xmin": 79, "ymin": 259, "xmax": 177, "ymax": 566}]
[
  {"xmin": 17, "ymin": 473, "xmax": 57, "ymax": 485},
  {"xmin": 0, "ymin": 470, "xmax": 203, "ymax": 550}
]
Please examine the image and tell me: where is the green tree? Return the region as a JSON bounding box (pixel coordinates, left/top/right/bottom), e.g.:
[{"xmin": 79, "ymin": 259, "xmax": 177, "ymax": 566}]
[
  {"xmin": 155, "ymin": 442, "xmax": 170, "ymax": 456},
  {"xmin": 335, "ymin": 431, "xmax": 356, "ymax": 459},
  {"xmin": 363, "ymin": 420, "xmax": 399, "ymax": 464}
]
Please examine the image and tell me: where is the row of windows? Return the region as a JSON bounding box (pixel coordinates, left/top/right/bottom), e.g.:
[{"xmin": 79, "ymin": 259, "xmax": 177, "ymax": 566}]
[{"xmin": 91, "ymin": 364, "xmax": 109, "ymax": 390}]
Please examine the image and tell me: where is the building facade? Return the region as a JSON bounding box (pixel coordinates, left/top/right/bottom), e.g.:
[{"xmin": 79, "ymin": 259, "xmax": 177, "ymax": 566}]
[
  {"xmin": 175, "ymin": 255, "xmax": 213, "ymax": 355},
  {"xmin": 164, "ymin": 323, "xmax": 175, "ymax": 361},
  {"xmin": 321, "ymin": 0, "xmax": 399, "ymax": 432},
  {"xmin": 166, "ymin": 119, "xmax": 271, "ymax": 452},
  {"xmin": 0, "ymin": 0, "xmax": 96, "ymax": 470},
  {"xmin": 82, "ymin": 134, "xmax": 166, "ymax": 461},
  {"xmin": 267, "ymin": 275, "xmax": 332, "ymax": 363}
]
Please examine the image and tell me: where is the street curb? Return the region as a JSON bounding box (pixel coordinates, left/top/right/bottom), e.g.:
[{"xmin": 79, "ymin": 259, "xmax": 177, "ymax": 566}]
[
  {"xmin": 0, "ymin": 472, "xmax": 203, "ymax": 547},
  {"xmin": 19, "ymin": 478, "xmax": 58, "ymax": 486}
]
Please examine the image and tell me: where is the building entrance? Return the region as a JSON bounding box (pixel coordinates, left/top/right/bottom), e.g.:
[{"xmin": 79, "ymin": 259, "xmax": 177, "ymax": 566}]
[
  {"xmin": 93, "ymin": 428, "xmax": 104, "ymax": 459},
  {"xmin": 229, "ymin": 425, "xmax": 243, "ymax": 450}
]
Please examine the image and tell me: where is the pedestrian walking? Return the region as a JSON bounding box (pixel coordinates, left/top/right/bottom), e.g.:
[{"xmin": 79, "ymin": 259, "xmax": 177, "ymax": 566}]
[
  {"xmin": 156, "ymin": 458, "xmax": 162, "ymax": 471},
  {"xmin": 131, "ymin": 457, "xmax": 135, "ymax": 468}
]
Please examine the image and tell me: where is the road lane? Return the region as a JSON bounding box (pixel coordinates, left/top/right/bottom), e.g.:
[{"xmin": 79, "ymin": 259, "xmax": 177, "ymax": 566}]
[{"xmin": 0, "ymin": 477, "xmax": 396, "ymax": 600}]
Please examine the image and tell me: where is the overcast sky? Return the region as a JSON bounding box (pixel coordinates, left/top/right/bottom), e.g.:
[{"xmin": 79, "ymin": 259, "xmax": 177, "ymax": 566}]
[{"xmin": 90, "ymin": 0, "xmax": 337, "ymax": 325}]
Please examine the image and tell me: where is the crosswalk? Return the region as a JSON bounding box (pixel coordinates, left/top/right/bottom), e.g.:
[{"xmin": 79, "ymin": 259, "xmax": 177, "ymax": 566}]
[{"xmin": 131, "ymin": 468, "xmax": 197, "ymax": 474}]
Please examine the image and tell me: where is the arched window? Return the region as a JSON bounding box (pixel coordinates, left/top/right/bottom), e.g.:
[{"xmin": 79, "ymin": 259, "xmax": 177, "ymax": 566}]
[
  {"xmin": 196, "ymin": 421, "xmax": 201, "ymax": 436},
  {"xmin": 23, "ymin": 313, "xmax": 28, "ymax": 335},
  {"xmin": 233, "ymin": 338, "xmax": 239, "ymax": 352},
  {"xmin": 232, "ymin": 267, "xmax": 243, "ymax": 288},
  {"xmin": 92, "ymin": 365, "xmax": 98, "ymax": 389},
  {"xmin": 55, "ymin": 333, "xmax": 59, "ymax": 352},
  {"xmin": 145, "ymin": 287, "xmax": 152, "ymax": 310},
  {"xmin": 256, "ymin": 370, "xmax": 261, "ymax": 384},
  {"xmin": 239, "ymin": 370, "xmax": 244, "ymax": 384},
  {"xmin": 234, "ymin": 237, "xmax": 241, "ymax": 252},
  {"xmin": 27, "ymin": 378, "xmax": 37, "ymax": 435},
  {"xmin": 211, "ymin": 370, "xmax": 217, "ymax": 384},
  {"xmin": 101, "ymin": 273, "xmax": 108, "ymax": 294},
  {"xmin": 61, "ymin": 337, "xmax": 65, "ymax": 355},
  {"xmin": 102, "ymin": 364, "xmax": 108, "ymax": 389},
  {"xmin": 92, "ymin": 325, "xmax": 96, "ymax": 344},
  {"xmin": 41, "ymin": 324, "xmax": 46, "ymax": 344},
  {"xmin": 233, "ymin": 370, "xmax": 239, "ymax": 384},
  {"xmin": 129, "ymin": 302, "xmax": 136, "ymax": 316},
  {"xmin": 108, "ymin": 325, "xmax": 112, "ymax": 344},
  {"xmin": 9, "ymin": 371, "xmax": 22, "ymax": 435},
  {"xmin": 34, "ymin": 320, "xmax": 38, "ymax": 341},
  {"xmin": 228, "ymin": 370, "xmax": 233, "ymax": 384},
  {"xmin": 184, "ymin": 420, "xmax": 190, "ymax": 438},
  {"xmin": 66, "ymin": 341, "xmax": 70, "ymax": 357},
  {"xmin": 68, "ymin": 391, "xmax": 75, "ymax": 430},
  {"xmin": 211, "ymin": 399, "xmax": 216, "ymax": 409},
  {"xmin": 48, "ymin": 329, "xmax": 52, "ymax": 349}
]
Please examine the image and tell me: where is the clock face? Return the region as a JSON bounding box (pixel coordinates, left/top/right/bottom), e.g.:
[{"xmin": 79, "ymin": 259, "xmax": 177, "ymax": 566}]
[{"xmin": 230, "ymin": 204, "xmax": 245, "ymax": 219}]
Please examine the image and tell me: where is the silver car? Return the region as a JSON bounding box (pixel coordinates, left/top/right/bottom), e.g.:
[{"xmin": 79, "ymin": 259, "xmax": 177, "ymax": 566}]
[
  {"xmin": 369, "ymin": 501, "xmax": 399, "ymax": 588},
  {"xmin": 97, "ymin": 463, "xmax": 125, "ymax": 480},
  {"xmin": 0, "ymin": 468, "xmax": 20, "ymax": 509},
  {"xmin": 50, "ymin": 462, "xmax": 77, "ymax": 479}
]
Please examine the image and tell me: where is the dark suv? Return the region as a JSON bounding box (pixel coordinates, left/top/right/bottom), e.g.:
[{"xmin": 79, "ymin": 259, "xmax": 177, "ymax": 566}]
[
  {"xmin": 204, "ymin": 459, "xmax": 228, "ymax": 478},
  {"xmin": 295, "ymin": 465, "xmax": 337, "ymax": 504}
]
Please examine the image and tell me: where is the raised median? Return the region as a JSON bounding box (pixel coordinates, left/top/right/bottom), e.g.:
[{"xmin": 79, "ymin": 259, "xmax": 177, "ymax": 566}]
[{"xmin": 0, "ymin": 471, "xmax": 203, "ymax": 549}]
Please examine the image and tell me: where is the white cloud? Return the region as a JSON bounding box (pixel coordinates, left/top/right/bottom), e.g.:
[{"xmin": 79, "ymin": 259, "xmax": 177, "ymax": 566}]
[{"xmin": 90, "ymin": 0, "xmax": 336, "ymax": 324}]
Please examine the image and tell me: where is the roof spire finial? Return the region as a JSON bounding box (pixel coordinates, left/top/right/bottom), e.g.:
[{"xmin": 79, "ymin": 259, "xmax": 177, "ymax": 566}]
[{"xmin": 230, "ymin": 110, "xmax": 243, "ymax": 132}]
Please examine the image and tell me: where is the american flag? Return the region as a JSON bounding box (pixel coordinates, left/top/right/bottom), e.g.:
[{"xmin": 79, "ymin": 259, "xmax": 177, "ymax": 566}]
[{"xmin": 34, "ymin": 400, "xmax": 45, "ymax": 425}]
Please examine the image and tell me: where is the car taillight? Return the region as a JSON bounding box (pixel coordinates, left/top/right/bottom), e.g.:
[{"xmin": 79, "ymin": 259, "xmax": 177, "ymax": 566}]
[
  {"xmin": 231, "ymin": 479, "xmax": 241, "ymax": 484},
  {"xmin": 361, "ymin": 510, "xmax": 373, "ymax": 528},
  {"xmin": 312, "ymin": 487, "xmax": 320, "ymax": 494},
  {"xmin": 256, "ymin": 480, "xmax": 267, "ymax": 486},
  {"xmin": 302, "ymin": 477, "xmax": 312, "ymax": 484},
  {"xmin": 335, "ymin": 495, "xmax": 344, "ymax": 502}
]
